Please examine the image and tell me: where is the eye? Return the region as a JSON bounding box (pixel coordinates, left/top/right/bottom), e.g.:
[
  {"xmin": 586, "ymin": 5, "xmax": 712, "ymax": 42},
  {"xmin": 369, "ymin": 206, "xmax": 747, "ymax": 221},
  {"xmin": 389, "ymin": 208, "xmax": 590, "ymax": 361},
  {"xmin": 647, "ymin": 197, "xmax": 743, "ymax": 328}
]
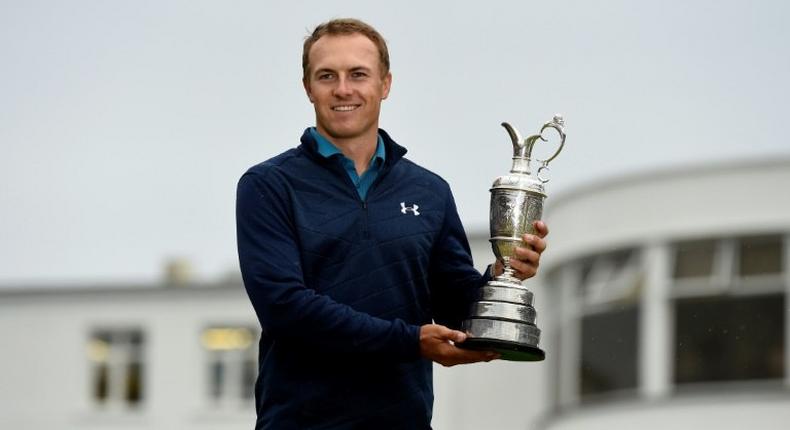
[
  {"xmin": 317, "ymin": 73, "xmax": 335, "ymax": 81},
  {"xmin": 351, "ymin": 71, "xmax": 368, "ymax": 79}
]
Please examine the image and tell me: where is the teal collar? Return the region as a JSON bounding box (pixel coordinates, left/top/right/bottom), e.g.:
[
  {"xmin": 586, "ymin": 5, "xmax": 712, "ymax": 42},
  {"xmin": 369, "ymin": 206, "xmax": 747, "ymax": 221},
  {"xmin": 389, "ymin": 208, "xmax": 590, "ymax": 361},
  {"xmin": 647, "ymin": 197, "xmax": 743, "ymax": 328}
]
[
  {"xmin": 311, "ymin": 128, "xmax": 386, "ymax": 163},
  {"xmin": 309, "ymin": 128, "xmax": 386, "ymax": 200}
]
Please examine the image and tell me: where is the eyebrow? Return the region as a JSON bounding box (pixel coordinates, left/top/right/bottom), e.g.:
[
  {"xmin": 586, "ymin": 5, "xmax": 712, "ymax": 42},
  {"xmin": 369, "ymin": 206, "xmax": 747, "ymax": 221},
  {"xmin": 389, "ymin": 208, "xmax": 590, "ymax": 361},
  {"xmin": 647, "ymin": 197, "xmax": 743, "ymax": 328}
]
[{"xmin": 312, "ymin": 66, "xmax": 372, "ymax": 76}]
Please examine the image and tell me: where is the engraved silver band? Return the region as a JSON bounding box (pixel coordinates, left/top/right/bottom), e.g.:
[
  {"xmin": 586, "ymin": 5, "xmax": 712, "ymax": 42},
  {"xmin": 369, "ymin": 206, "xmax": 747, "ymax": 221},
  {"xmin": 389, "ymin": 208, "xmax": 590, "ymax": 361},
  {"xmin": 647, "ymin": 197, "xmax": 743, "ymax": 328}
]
[
  {"xmin": 469, "ymin": 301, "xmax": 537, "ymax": 325},
  {"xmin": 477, "ymin": 285, "xmax": 534, "ymax": 306},
  {"xmin": 462, "ymin": 318, "xmax": 541, "ymax": 346}
]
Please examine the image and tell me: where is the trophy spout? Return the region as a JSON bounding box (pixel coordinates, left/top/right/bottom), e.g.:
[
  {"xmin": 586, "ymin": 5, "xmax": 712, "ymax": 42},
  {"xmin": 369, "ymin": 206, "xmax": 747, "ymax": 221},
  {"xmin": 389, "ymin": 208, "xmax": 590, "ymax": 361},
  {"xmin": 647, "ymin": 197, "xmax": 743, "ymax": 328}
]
[
  {"xmin": 501, "ymin": 122, "xmax": 523, "ymax": 156},
  {"xmin": 501, "ymin": 122, "xmax": 533, "ymax": 174}
]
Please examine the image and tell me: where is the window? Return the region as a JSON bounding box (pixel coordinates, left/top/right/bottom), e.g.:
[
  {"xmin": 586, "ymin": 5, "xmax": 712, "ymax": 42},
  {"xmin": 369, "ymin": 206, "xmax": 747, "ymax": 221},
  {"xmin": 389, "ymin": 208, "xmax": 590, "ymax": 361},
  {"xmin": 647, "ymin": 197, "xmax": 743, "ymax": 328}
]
[
  {"xmin": 87, "ymin": 329, "xmax": 145, "ymax": 408},
  {"xmin": 673, "ymin": 239, "xmax": 716, "ymax": 280},
  {"xmin": 737, "ymin": 235, "xmax": 783, "ymax": 277},
  {"xmin": 575, "ymin": 248, "xmax": 642, "ymax": 400},
  {"xmin": 201, "ymin": 326, "xmax": 258, "ymax": 406},
  {"xmin": 674, "ymin": 294, "xmax": 785, "ymax": 384},
  {"xmin": 579, "ymin": 249, "xmax": 642, "ymax": 307},
  {"xmin": 580, "ymin": 307, "xmax": 639, "ymax": 399},
  {"xmin": 551, "ymin": 232, "xmax": 788, "ymax": 412},
  {"xmin": 673, "ymin": 233, "xmax": 786, "ymax": 386}
]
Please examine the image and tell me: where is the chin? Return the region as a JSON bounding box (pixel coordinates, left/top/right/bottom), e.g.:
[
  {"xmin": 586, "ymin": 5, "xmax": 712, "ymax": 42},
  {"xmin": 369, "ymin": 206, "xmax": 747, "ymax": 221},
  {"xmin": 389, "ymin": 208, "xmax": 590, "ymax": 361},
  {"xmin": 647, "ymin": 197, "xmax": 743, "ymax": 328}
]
[{"xmin": 322, "ymin": 125, "xmax": 368, "ymax": 140}]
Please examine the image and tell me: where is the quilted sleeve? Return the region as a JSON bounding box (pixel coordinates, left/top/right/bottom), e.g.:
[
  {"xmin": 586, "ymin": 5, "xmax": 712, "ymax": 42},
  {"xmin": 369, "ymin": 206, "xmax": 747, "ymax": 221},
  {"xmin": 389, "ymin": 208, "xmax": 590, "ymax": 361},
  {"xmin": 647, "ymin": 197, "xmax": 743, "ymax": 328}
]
[{"xmin": 427, "ymin": 185, "xmax": 488, "ymax": 329}]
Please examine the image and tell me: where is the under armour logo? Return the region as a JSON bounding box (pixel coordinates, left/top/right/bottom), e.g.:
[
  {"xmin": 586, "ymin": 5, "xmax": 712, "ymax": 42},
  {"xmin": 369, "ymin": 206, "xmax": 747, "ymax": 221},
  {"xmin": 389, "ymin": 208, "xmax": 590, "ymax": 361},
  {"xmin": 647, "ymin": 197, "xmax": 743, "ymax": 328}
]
[{"xmin": 400, "ymin": 202, "xmax": 420, "ymax": 216}]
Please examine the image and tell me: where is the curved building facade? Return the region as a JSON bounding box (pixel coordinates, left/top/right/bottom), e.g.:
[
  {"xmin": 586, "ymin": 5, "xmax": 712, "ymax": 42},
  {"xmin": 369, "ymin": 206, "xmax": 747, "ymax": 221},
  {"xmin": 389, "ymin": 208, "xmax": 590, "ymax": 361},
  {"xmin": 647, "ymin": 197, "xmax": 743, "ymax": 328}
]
[{"xmin": 538, "ymin": 158, "xmax": 790, "ymax": 429}]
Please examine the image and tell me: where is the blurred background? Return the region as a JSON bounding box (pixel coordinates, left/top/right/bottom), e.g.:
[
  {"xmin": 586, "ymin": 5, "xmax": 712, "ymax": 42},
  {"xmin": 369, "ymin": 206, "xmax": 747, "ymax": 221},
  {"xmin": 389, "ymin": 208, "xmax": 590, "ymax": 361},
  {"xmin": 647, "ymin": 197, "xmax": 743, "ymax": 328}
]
[{"xmin": 1, "ymin": 1, "xmax": 789, "ymax": 429}]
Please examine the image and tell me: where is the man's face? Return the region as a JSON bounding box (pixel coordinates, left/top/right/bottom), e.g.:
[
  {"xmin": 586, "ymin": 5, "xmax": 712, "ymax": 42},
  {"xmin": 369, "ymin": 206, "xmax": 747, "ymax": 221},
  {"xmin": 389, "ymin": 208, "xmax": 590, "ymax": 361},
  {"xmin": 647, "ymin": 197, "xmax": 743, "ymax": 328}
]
[{"xmin": 303, "ymin": 34, "xmax": 392, "ymax": 143}]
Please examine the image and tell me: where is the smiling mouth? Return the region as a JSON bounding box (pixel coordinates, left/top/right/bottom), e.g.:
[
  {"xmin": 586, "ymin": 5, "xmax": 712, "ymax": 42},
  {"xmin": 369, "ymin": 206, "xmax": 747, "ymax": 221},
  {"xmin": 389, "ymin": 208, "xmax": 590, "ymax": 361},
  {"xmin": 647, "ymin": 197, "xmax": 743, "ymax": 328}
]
[{"xmin": 332, "ymin": 105, "xmax": 360, "ymax": 112}]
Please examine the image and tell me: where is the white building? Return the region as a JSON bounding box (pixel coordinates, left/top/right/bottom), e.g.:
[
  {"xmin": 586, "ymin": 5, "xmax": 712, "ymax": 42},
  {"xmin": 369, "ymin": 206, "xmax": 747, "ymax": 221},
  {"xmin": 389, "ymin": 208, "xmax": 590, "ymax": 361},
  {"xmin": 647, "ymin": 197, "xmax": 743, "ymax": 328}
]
[
  {"xmin": 1, "ymin": 158, "xmax": 788, "ymax": 430},
  {"xmin": 0, "ymin": 277, "xmax": 259, "ymax": 430},
  {"xmin": 537, "ymin": 157, "xmax": 790, "ymax": 429}
]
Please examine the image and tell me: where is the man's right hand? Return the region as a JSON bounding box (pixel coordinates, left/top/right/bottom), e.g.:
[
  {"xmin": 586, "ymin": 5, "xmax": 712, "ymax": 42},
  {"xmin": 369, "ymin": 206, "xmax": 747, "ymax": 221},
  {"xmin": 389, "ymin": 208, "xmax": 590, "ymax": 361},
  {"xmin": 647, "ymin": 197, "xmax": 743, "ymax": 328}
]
[{"xmin": 419, "ymin": 324, "xmax": 500, "ymax": 367}]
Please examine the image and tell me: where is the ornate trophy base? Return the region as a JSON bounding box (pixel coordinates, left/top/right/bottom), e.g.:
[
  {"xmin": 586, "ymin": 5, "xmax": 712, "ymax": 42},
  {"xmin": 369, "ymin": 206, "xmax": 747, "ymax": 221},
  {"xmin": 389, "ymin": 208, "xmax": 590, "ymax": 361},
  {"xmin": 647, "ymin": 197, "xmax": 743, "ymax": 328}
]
[{"xmin": 459, "ymin": 280, "xmax": 545, "ymax": 362}]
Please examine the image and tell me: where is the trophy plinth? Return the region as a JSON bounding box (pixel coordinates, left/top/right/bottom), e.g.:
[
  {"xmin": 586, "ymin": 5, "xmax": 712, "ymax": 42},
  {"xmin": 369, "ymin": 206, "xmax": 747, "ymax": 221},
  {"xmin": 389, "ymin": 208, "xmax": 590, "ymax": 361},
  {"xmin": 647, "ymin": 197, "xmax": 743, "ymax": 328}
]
[{"xmin": 460, "ymin": 115, "xmax": 566, "ymax": 362}]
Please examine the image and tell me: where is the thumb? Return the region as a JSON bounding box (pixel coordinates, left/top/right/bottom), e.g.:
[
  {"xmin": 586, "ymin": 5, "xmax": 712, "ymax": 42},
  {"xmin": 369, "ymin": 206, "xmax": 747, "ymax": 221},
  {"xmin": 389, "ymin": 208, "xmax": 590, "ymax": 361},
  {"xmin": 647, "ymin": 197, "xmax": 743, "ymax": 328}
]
[
  {"xmin": 432, "ymin": 324, "xmax": 467, "ymax": 343},
  {"xmin": 447, "ymin": 329, "xmax": 467, "ymax": 343}
]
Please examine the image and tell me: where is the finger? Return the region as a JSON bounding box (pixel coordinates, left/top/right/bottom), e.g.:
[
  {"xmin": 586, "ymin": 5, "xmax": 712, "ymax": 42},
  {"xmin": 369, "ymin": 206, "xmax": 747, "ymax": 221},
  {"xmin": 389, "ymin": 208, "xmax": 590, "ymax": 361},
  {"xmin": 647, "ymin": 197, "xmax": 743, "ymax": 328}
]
[
  {"xmin": 457, "ymin": 348, "xmax": 500, "ymax": 363},
  {"xmin": 514, "ymin": 246, "xmax": 541, "ymax": 265},
  {"xmin": 443, "ymin": 346, "xmax": 499, "ymax": 365},
  {"xmin": 434, "ymin": 325, "xmax": 467, "ymax": 343},
  {"xmin": 457, "ymin": 351, "xmax": 498, "ymax": 363},
  {"xmin": 512, "ymin": 247, "xmax": 540, "ymax": 279},
  {"xmin": 491, "ymin": 259, "xmax": 504, "ymax": 277},
  {"xmin": 533, "ymin": 220, "xmax": 549, "ymax": 238},
  {"xmin": 448, "ymin": 330, "xmax": 467, "ymax": 344},
  {"xmin": 509, "ymin": 258, "xmax": 536, "ymax": 280},
  {"xmin": 522, "ymin": 234, "xmax": 547, "ymax": 254}
]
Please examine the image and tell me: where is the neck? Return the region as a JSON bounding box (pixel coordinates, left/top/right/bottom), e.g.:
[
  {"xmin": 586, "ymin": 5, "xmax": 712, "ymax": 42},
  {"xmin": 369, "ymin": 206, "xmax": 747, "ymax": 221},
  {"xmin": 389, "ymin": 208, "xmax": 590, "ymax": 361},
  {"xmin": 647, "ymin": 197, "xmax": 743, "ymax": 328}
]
[{"xmin": 317, "ymin": 126, "xmax": 379, "ymax": 175}]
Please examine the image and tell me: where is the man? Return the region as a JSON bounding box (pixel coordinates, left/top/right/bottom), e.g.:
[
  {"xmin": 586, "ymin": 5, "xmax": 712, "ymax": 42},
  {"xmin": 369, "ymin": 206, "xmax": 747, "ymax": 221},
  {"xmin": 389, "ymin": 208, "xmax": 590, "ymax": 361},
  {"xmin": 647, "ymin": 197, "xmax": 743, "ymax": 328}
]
[{"xmin": 236, "ymin": 18, "xmax": 548, "ymax": 429}]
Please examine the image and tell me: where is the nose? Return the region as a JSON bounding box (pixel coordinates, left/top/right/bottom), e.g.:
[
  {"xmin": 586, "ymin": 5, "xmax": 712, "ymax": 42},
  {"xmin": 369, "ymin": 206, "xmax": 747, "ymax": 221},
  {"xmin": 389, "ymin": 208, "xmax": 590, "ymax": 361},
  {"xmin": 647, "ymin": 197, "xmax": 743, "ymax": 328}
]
[{"xmin": 333, "ymin": 76, "xmax": 353, "ymax": 97}]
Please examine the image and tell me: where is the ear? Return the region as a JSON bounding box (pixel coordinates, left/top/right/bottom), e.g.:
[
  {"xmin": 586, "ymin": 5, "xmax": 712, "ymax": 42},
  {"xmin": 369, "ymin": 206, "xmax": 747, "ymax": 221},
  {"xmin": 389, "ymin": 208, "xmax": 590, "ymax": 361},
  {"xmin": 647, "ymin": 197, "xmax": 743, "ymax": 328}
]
[
  {"xmin": 381, "ymin": 72, "xmax": 392, "ymax": 100},
  {"xmin": 303, "ymin": 78, "xmax": 314, "ymax": 103}
]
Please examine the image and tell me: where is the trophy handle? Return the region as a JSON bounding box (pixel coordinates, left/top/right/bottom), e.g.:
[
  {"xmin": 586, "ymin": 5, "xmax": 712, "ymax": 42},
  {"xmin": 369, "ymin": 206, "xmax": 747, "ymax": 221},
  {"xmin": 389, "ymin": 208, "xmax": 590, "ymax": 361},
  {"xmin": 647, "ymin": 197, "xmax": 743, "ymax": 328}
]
[
  {"xmin": 537, "ymin": 164, "xmax": 551, "ymax": 184},
  {"xmin": 535, "ymin": 114, "xmax": 566, "ymax": 165}
]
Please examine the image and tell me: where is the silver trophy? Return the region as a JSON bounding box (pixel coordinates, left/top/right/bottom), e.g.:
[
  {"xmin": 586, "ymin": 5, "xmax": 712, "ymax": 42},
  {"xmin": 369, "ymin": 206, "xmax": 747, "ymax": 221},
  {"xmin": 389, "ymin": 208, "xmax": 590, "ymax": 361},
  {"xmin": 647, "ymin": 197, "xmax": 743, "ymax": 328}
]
[{"xmin": 460, "ymin": 115, "xmax": 566, "ymax": 361}]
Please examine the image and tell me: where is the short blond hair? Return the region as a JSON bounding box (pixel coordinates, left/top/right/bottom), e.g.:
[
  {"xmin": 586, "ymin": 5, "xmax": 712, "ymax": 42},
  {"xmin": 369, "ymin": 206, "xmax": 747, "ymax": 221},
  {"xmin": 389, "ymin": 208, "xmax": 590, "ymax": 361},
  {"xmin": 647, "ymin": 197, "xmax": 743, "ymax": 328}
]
[{"xmin": 302, "ymin": 18, "xmax": 390, "ymax": 80}]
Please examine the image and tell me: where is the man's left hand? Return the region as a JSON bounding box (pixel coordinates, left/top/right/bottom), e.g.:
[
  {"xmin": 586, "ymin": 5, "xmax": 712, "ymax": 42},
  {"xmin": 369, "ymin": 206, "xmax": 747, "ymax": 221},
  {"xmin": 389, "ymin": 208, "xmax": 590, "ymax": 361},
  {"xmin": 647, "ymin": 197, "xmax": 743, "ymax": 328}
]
[{"xmin": 492, "ymin": 220, "xmax": 549, "ymax": 280}]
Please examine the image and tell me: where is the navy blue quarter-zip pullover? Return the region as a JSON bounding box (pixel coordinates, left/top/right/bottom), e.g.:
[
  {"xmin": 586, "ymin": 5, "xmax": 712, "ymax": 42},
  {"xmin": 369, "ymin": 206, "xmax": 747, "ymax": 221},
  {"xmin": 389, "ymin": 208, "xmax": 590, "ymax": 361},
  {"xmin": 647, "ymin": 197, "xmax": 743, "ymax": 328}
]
[{"xmin": 236, "ymin": 128, "xmax": 489, "ymax": 429}]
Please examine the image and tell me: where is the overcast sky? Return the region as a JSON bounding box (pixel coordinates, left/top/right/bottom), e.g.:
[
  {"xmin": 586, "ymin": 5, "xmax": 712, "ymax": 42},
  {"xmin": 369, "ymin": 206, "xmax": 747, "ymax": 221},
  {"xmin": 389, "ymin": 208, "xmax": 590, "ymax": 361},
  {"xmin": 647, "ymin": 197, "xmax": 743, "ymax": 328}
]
[{"xmin": 2, "ymin": 0, "xmax": 789, "ymax": 286}]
